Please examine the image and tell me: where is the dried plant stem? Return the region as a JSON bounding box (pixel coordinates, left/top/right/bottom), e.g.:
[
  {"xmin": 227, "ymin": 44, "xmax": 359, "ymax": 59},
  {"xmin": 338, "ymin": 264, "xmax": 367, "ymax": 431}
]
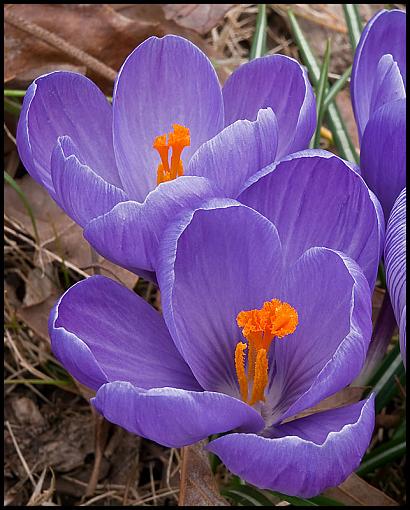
[{"xmin": 4, "ymin": 8, "xmax": 117, "ymax": 82}]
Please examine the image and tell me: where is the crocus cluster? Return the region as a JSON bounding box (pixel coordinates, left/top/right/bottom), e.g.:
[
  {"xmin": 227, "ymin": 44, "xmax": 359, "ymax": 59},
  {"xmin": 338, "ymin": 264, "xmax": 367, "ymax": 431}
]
[
  {"xmin": 351, "ymin": 9, "xmax": 406, "ymax": 363},
  {"xmin": 16, "ymin": 11, "xmax": 405, "ymax": 498}
]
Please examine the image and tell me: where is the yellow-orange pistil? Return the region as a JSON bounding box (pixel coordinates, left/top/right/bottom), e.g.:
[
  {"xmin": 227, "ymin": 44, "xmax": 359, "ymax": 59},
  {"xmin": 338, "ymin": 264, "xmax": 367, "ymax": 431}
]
[
  {"xmin": 153, "ymin": 124, "xmax": 190, "ymax": 185},
  {"xmin": 235, "ymin": 299, "xmax": 298, "ymax": 406}
]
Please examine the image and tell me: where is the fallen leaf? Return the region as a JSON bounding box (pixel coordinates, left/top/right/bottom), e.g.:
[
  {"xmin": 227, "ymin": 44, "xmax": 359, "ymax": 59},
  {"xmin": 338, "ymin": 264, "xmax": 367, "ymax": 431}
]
[
  {"xmin": 23, "ymin": 264, "xmax": 58, "ymax": 308},
  {"xmin": 179, "ymin": 440, "xmax": 227, "ymax": 506},
  {"xmin": 324, "ymin": 473, "xmax": 399, "ymax": 506},
  {"xmin": 163, "ymin": 4, "xmax": 233, "ymax": 35}
]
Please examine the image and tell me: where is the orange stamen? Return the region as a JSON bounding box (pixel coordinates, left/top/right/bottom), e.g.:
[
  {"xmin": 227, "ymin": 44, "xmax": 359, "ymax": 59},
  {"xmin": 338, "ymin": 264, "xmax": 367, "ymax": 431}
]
[
  {"xmin": 235, "ymin": 342, "xmax": 248, "ymax": 403},
  {"xmin": 153, "ymin": 124, "xmax": 190, "ymax": 184},
  {"xmin": 235, "ymin": 299, "xmax": 298, "ymax": 405}
]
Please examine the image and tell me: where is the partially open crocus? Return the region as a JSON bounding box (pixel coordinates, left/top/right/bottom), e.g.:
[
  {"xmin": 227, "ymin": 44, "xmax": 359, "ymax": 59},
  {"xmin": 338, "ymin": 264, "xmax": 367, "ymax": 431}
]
[
  {"xmin": 351, "ymin": 9, "xmax": 406, "ymax": 220},
  {"xmin": 16, "ymin": 34, "xmax": 315, "ymax": 229},
  {"xmin": 384, "ymin": 188, "xmax": 406, "ymax": 366},
  {"xmin": 50, "ymin": 200, "xmax": 375, "ymax": 497}
]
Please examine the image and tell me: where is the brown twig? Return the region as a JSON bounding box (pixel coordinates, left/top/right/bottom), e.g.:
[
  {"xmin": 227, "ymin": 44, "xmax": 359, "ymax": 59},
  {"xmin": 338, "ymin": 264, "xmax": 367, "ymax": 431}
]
[{"xmin": 4, "ymin": 8, "xmax": 117, "ymax": 82}]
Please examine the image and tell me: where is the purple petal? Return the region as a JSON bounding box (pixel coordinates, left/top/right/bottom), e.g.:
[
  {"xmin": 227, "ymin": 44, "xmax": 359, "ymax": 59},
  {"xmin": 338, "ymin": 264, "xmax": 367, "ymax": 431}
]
[
  {"xmin": 238, "ymin": 150, "xmax": 384, "ymax": 289},
  {"xmin": 207, "ymin": 395, "xmax": 375, "ymax": 498},
  {"xmin": 157, "ymin": 200, "xmax": 283, "ymax": 396},
  {"xmin": 351, "ymin": 9, "xmax": 406, "ymax": 140},
  {"xmin": 384, "ymin": 188, "xmax": 406, "ymax": 366},
  {"xmin": 16, "ymin": 71, "xmax": 120, "ymax": 195},
  {"xmin": 187, "ymin": 108, "xmax": 278, "ymax": 197},
  {"xmin": 369, "ymin": 54, "xmax": 406, "ymax": 116},
  {"xmin": 267, "ymin": 248, "xmax": 372, "ymax": 423},
  {"xmin": 51, "ymin": 136, "xmax": 127, "ymax": 227},
  {"xmin": 360, "ymin": 98, "xmax": 406, "ymax": 220},
  {"xmin": 92, "ymin": 382, "xmax": 265, "ymax": 447},
  {"xmin": 49, "ymin": 275, "xmax": 200, "ymax": 391},
  {"xmin": 222, "ymin": 55, "xmax": 316, "ymax": 159},
  {"xmin": 113, "ymin": 35, "xmax": 224, "ymax": 201},
  {"xmin": 84, "ymin": 176, "xmax": 218, "ymax": 273}
]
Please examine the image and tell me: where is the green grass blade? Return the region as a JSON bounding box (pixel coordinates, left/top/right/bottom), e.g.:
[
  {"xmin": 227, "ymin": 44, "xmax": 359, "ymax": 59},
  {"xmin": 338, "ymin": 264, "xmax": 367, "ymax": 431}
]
[
  {"xmin": 311, "ymin": 39, "xmax": 331, "ymax": 148},
  {"xmin": 222, "ymin": 486, "xmax": 275, "ymax": 506},
  {"xmin": 4, "ymin": 89, "xmax": 26, "ymax": 97},
  {"xmin": 250, "ymin": 4, "xmax": 267, "ymax": 60},
  {"xmin": 323, "ymin": 65, "xmax": 352, "ymax": 110},
  {"xmin": 356, "ymin": 438, "xmax": 406, "ymax": 476},
  {"xmin": 343, "ymin": 4, "xmax": 363, "ymax": 52},
  {"xmin": 370, "ymin": 351, "xmax": 405, "ymax": 413},
  {"xmin": 288, "ymin": 10, "xmax": 359, "ymax": 162},
  {"xmin": 4, "ymin": 171, "xmax": 40, "ymax": 246}
]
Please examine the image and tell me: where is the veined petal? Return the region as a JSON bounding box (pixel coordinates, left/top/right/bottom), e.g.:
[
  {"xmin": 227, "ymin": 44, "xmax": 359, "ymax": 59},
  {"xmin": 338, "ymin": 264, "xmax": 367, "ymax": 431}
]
[
  {"xmin": 51, "ymin": 136, "xmax": 127, "ymax": 227},
  {"xmin": 360, "ymin": 98, "xmax": 406, "ymax": 220},
  {"xmin": 92, "ymin": 382, "xmax": 265, "ymax": 448},
  {"xmin": 113, "ymin": 35, "xmax": 224, "ymax": 201},
  {"xmin": 49, "ymin": 275, "xmax": 200, "ymax": 392},
  {"xmin": 384, "ymin": 188, "xmax": 406, "ymax": 366},
  {"xmin": 222, "ymin": 54, "xmax": 316, "ymax": 159},
  {"xmin": 369, "ymin": 54, "xmax": 406, "ymax": 116},
  {"xmin": 238, "ymin": 150, "xmax": 383, "ymax": 289},
  {"xmin": 157, "ymin": 200, "xmax": 283, "ymax": 397},
  {"xmin": 16, "ymin": 71, "xmax": 120, "ymax": 195},
  {"xmin": 351, "ymin": 9, "xmax": 406, "ymax": 140},
  {"xmin": 187, "ymin": 108, "xmax": 278, "ymax": 197},
  {"xmin": 207, "ymin": 395, "xmax": 375, "ymax": 498},
  {"xmin": 84, "ymin": 176, "xmax": 218, "ymax": 273},
  {"xmin": 267, "ymin": 248, "xmax": 372, "ymax": 423}
]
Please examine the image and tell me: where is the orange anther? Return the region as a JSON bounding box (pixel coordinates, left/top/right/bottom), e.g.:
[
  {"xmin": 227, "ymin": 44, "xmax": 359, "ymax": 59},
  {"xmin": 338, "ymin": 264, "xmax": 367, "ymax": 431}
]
[
  {"xmin": 235, "ymin": 342, "xmax": 248, "ymax": 403},
  {"xmin": 153, "ymin": 124, "xmax": 190, "ymax": 184},
  {"xmin": 235, "ymin": 299, "xmax": 298, "ymax": 405}
]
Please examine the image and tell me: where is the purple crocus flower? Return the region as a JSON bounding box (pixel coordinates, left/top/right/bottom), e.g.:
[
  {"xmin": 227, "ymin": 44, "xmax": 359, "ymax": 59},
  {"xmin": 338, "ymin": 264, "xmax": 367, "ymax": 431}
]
[
  {"xmin": 50, "ymin": 200, "xmax": 375, "ymax": 497},
  {"xmin": 384, "ymin": 188, "xmax": 406, "ymax": 365},
  {"xmin": 351, "ymin": 9, "xmax": 406, "ymax": 220},
  {"xmin": 16, "ymin": 34, "xmax": 315, "ymax": 235}
]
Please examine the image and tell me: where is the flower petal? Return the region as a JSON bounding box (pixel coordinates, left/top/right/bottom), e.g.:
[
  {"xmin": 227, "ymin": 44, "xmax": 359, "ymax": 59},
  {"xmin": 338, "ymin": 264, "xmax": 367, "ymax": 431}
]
[
  {"xmin": 187, "ymin": 108, "xmax": 278, "ymax": 197},
  {"xmin": 157, "ymin": 200, "xmax": 283, "ymax": 396},
  {"xmin": 113, "ymin": 35, "xmax": 224, "ymax": 201},
  {"xmin": 222, "ymin": 55, "xmax": 316, "ymax": 159},
  {"xmin": 360, "ymin": 98, "xmax": 406, "ymax": 220},
  {"xmin": 369, "ymin": 54, "xmax": 406, "ymax": 116},
  {"xmin": 238, "ymin": 150, "xmax": 384, "ymax": 289},
  {"xmin": 207, "ymin": 395, "xmax": 375, "ymax": 498},
  {"xmin": 51, "ymin": 136, "xmax": 127, "ymax": 227},
  {"xmin": 384, "ymin": 188, "xmax": 406, "ymax": 366},
  {"xmin": 351, "ymin": 9, "xmax": 406, "ymax": 140},
  {"xmin": 84, "ymin": 176, "xmax": 218, "ymax": 273},
  {"xmin": 16, "ymin": 71, "xmax": 120, "ymax": 195},
  {"xmin": 49, "ymin": 275, "xmax": 200, "ymax": 392},
  {"xmin": 267, "ymin": 248, "xmax": 372, "ymax": 423},
  {"xmin": 92, "ymin": 382, "xmax": 265, "ymax": 447}
]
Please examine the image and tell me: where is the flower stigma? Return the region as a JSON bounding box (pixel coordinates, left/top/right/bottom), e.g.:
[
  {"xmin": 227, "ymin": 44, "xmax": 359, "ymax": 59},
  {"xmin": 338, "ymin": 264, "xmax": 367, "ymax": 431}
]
[
  {"xmin": 235, "ymin": 299, "xmax": 298, "ymax": 405},
  {"xmin": 153, "ymin": 124, "xmax": 190, "ymax": 184}
]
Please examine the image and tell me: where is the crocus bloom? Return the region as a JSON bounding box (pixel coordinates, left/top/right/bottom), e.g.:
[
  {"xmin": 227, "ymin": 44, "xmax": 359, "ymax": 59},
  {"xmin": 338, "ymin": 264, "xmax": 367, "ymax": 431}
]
[
  {"xmin": 50, "ymin": 200, "xmax": 375, "ymax": 497},
  {"xmin": 384, "ymin": 188, "xmax": 406, "ymax": 365},
  {"xmin": 351, "ymin": 9, "xmax": 406, "ymax": 219},
  {"xmin": 16, "ymin": 34, "xmax": 315, "ymax": 232}
]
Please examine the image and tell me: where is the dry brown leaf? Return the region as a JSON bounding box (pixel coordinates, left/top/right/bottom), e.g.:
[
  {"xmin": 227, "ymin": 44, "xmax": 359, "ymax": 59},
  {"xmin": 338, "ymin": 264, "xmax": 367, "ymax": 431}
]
[
  {"xmin": 179, "ymin": 440, "xmax": 227, "ymax": 506},
  {"xmin": 163, "ymin": 4, "xmax": 234, "ymax": 35},
  {"xmin": 23, "ymin": 264, "xmax": 57, "ymax": 308},
  {"xmin": 17, "ymin": 293, "xmax": 60, "ymax": 344},
  {"xmin": 5, "ymin": 4, "xmax": 160, "ymax": 88},
  {"xmin": 324, "ymin": 473, "xmax": 399, "ymax": 506}
]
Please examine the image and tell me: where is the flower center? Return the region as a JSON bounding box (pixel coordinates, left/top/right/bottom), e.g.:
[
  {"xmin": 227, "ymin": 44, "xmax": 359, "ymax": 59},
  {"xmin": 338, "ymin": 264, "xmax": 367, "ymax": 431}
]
[
  {"xmin": 235, "ymin": 299, "xmax": 298, "ymax": 405},
  {"xmin": 153, "ymin": 124, "xmax": 190, "ymax": 185}
]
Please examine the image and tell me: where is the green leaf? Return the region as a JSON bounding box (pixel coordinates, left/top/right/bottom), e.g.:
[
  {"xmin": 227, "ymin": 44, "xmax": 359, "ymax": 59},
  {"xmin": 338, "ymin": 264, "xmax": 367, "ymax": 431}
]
[
  {"xmin": 311, "ymin": 39, "xmax": 331, "ymax": 148},
  {"xmin": 4, "ymin": 171, "xmax": 40, "ymax": 246},
  {"xmin": 323, "ymin": 65, "xmax": 352, "ymax": 110},
  {"xmin": 343, "ymin": 4, "xmax": 363, "ymax": 52},
  {"xmin": 250, "ymin": 4, "xmax": 267, "ymax": 60},
  {"xmin": 287, "ymin": 10, "xmax": 359, "ymax": 163},
  {"xmin": 222, "ymin": 485, "xmax": 276, "ymax": 506},
  {"xmin": 4, "ymin": 89, "xmax": 26, "ymax": 97},
  {"xmin": 356, "ymin": 437, "xmax": 406, "ymax": 476}
]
